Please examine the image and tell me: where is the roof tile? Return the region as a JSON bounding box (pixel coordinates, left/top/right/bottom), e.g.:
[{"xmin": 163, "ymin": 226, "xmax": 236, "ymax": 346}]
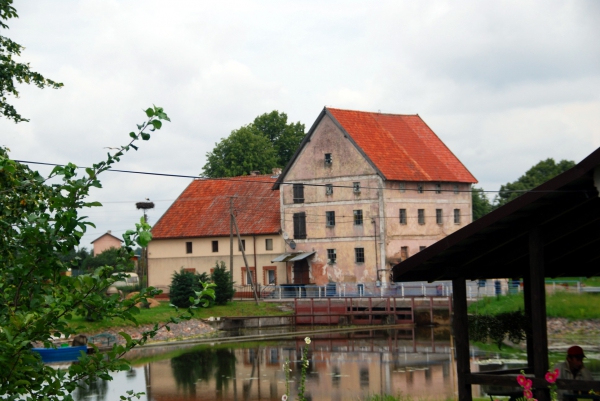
[
  {"xmin": 327, "ymin": 108, "xmax": 477, "ymax": 183},
  {"xmin": 152, "ymin": 175, "xmax": 280, "ymax": 239}
]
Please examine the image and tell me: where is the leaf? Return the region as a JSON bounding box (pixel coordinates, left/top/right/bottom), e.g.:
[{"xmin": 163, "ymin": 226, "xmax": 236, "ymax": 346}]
[
  {"xmin": 141, "ymin": 133, "xmax": 150, "ymax": 141},
  {"xmin": 130, "ymin": 144, "xmax": 138, "ymax": 151},
  {"xmin": 151, "ymin": 120, "xmax": 162, "ymax": 129},
  {"xmin": 145, "ymin": 108, "xmax": 154, "ymax": 117},
  {"xmin": 129, "ymin": 132, "xmax": 136, "ymax": 138}
]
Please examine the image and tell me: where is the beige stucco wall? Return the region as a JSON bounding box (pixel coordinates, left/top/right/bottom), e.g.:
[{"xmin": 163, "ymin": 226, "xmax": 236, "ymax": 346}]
[
  {"xmin": 148, "ymin": 235, "xmax": 287, "ymax": 293},
  {"xmin": 280, "ymin": 114, "xmax": 473, "ymax": 286},
  {"xmin": 92, "ymin": 234, "xmax": 122, "ymax": 256}
]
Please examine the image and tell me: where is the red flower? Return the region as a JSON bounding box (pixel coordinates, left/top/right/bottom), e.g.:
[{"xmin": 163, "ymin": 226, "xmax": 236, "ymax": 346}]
[
  {"xmin": 517, "ymin": 375, "xmax": 528, "ymax": 386},
  {"xmin": 524, "ymin": 389, "xmax": 534, "ymax": 399},
  {"xmin": 524, "ymin": 379, "xmax": 533, "ymax": 390},
  {"xmin": 545, "ymin": 369, "xmax": 559, "ymax": 383}
]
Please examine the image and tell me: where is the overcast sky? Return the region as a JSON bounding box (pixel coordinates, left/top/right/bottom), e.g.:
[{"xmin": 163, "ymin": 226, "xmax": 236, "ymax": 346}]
[{"xmin": 2, "ymin": 0, "xmax": 599, "ymax": 248}]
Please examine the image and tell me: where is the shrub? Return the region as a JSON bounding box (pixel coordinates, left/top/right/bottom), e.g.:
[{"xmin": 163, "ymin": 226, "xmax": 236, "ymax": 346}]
[
  {"xmin": 211, "ymin": 261, "xmax": 235, "ymax": 305},
  {"xmin": 170, "ymin": 269, "xmax": 210, "ymax": 308}
]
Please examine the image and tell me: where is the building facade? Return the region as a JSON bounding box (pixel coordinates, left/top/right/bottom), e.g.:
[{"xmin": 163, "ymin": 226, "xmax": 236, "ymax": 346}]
[
  {"xmin": 90, "ymin": 230, "xmax": 123, "ymax": 256},
  {"xmin": 273, "ymin": 108, "xmax": 477, "ymax": 287},
  {"xmin": 148, "ymin": 174, "xmax": 286, "ymax": 294}
]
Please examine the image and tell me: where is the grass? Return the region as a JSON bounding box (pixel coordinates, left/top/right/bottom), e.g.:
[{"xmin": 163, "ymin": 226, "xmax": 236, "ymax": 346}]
[
  {"xmin": 468, "ymin": 292, "xmax": 600, "ymax": 320},
  {"xmin": 68, "ymin": 300, "xmax": 292, "ymax": 333}
]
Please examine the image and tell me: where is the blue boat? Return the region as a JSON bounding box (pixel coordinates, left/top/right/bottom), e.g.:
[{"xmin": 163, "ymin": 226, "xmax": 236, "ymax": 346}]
[{"xmin": 31, "ymin": 346, "xmax": 88, "ymax": 363}]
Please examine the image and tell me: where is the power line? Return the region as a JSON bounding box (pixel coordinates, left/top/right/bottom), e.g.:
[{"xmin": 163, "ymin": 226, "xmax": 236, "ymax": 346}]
[{"xmin": 14, "ymin": 159, "xmax": 567, "ymax": 195}]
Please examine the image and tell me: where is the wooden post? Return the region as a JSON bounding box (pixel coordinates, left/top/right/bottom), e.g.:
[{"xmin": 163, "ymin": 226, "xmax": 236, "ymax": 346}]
[
  {"xmin": 452, "ymin": 278, "xmax": 472, "ymax": 401},
  {"xmin": 530, "ymin": 227, "xmax": 549, "ymax": 401},
  {"xmin": 522, "ymin": 268, "xmax": 535, "ymax": 371}
]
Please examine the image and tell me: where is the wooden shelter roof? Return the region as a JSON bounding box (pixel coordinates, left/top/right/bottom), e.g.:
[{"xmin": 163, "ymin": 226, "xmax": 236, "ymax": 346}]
[{"xmin": 393, "ymin": 147, "xmax": 600, "ymax": 282}]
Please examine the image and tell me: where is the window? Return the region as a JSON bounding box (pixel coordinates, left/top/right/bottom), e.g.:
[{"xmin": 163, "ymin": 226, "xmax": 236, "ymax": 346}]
[
  {"xmin": 325, "ymin": 183, "xmax": 333, "ymax": 195},
  {"xmin": 265, "ymin": 238, "xmax": 273, "ymax": 251},
  {"xmin": 212, "ymin": 240, "xmax": 218, "ymax": 252},
  {"xmin": 419, "ymin": 246, "xmax": 427, "ymax": 251},
  {"xmin": 327, "ymin": 249, "xmax": 336, "ymax": 264},
  {"xmin": 263, "ymin": 266, "xmax": 277, "ymax": 285},
  {"xmin": 354, "ymin": 210, "xmax": 363, "ymax": 225},
  {"xmin": 418, "ymin": 209, "xmax": 425, "ymax": 225},
  {"xmin": 400, "ymin": 246, "xmax": 409, "ymax": 260},
  {"xmin": 185, "ymin": 241, "xmax": 192, "ymax": 254},
  {"xmin": 293, "ymin": 183, "xmax": 304, "ymax": 203},
  {"xmin": 355, "ymin": 247, "xmax": 365, "ymax": 263},
  {"xmin": 293, "ymin": 212, "xmax": 307, "ymax": 239},
  {"xmin": 417, "ymin": 183, "xmax": 424, "ymax": 194},
  {"xmin": 241, "ymin": 267, "xmax": 256, "ymax": 285},
  {"xmin": 435, "ymin": 183, "xmax": 442, "ymax": 194},
  {"xmin": 183, "ymin": 268, "xmax": 195, "ymax": 274},
  {"xmin": 326, "ymin": 211, "xmax": 336, "ymax": 227},
  {"xmin": 238, "ymin": 239, "xmax": 246, "ymax": 252},
  {"xmin": 353, "ymin": 182, "xmax": 361, "ymax": 193},
  {"xmin": 453, "ymin": 184, "xmax": 459, "ymax": 194},
  {"xmin": 399, "ymin": 182, "xmax": 406, "ymax": 193},
  {"xmin": 454, "ymin": 209, "xmax": 461, "ymax": 224},
  {"xmin": 324, "ymin": 153, "xmax": 332, "ymax": 165},
  {"xmin": 399, "ymin": 209, "xmax": 407, "ymax": 225},
  {"xmin": 436, "ymin": 209, "xmax": 443, "ymax": 225}
]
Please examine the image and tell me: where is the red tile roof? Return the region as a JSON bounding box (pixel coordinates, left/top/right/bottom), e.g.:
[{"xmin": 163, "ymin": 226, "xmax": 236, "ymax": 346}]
[
  {"xmin": 327, "ymin": 108, "xmax": 477, "ymax": 183},
  {"xmin": 151, "ymin": 175, "xmax": 280, "ymax": 239}
]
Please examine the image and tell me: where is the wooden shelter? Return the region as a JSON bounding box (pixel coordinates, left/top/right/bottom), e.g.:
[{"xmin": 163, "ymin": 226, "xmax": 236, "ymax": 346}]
[{"xmin": 392, "ymin": 147, "xmax": 600, "ymax": 401}]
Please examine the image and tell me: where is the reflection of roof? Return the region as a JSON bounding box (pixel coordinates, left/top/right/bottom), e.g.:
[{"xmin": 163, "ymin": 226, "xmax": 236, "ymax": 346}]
[
  {"xmin": 275, "ymin": 107, "xmax": 476, "ymax": 189},
  {"xmin": 393, "ymin": 146, "xmax": 600, "ymax": 281},
  {"xmin": 152, "ymin": 175, "xmax": 280, "ymax": 239},
  {"xmin": 90, "ymin": 232, "xmax": 123, "ymax": 244}
]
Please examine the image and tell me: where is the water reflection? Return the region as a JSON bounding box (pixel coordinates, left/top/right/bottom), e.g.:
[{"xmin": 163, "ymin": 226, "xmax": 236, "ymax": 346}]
[{"xmin": 74, "ymin": 327, "xmax": 457, "ymax": 401}]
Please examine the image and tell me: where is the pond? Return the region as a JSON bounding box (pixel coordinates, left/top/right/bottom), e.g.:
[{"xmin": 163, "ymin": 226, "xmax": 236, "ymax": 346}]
[{"xmin": 71, "ymin": 327, "xmax": 600, "ymax": 401}]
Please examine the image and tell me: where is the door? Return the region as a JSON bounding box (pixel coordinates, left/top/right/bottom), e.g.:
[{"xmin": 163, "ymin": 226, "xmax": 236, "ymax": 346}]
[{"xmin": 293, "ymin": 259, "xmax": 310, "ymax": 284}]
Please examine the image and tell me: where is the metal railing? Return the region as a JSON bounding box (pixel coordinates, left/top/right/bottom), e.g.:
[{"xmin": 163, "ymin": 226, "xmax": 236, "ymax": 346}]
[{"xmin": 234, "ymin": 279, "xmax": 592, "ymax": 300}]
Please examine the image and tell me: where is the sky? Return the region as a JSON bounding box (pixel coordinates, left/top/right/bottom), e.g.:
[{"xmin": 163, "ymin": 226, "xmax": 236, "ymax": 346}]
[{"xmin": 1, "ymin": 0, "xmax": 599, "ymax": 248}]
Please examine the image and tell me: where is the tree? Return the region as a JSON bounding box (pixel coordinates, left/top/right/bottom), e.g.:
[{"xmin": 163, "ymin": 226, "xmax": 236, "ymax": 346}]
[
  {"xmin": 202, "ymin": 126, "xmax": 278, "ymax": 178},
  {"xmin": 472, "ymin": 187, "xmax": 493, "ymax": 220},
  {"xmin": 84, "ymin": 247, "xmax": 134, "ymax": 272},
  {"xmin": 0, "ymin": 106, "xmax": 187, "ymax": 401},
  {"xmin": 494, "ymin": 158, "xmax": 576, "ymax": 207},
  {"xmin": 1, "ymin": 0, "xmax": 63, "ymax": 123},
  {"xmin": 252, "ymin": 111, "xmax": 306, "ymax": 167},
  {"xmin": 202, "ymin": 111, "xmax": 305, "ymax": 178},
  {"xmin": 211, "ymin": 261, "xmax": 235, "ymax": 305},
  {"xmin": 169, "ymin": 269, "xmax": 211, "ymax": 308}
]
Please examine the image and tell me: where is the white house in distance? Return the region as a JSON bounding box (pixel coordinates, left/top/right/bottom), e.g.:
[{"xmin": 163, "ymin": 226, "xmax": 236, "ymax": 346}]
[
  {"xmin": 272, "ymin": 107, "xmax": 477, "ymax": 288},
  {"xmin": 90, "ymin": 230, "xmax": 123, "ymax": 256},
  {"xmin": 147, "ymin": 174, "xmax": 286, "ymax": 295}
]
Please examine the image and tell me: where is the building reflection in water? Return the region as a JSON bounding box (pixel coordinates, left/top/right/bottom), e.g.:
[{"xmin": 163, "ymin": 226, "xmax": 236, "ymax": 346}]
[{"xmin": 75, "ymin": 327, "xmax": 456, "ymax": 401}]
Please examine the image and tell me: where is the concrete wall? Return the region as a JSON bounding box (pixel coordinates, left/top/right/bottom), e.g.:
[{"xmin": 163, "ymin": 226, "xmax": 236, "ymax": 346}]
[
  {"xmin": 148, "ymin": 235, "xmax": 287, "ymax": 293},
  {"xmin": 280, "ymin": 115, "xmax": 473, "ymax": 287}
]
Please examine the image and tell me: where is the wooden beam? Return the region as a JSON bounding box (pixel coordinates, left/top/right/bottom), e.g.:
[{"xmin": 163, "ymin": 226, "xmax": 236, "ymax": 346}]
[
  {"xmin": 529, "ymin": 227, "xmax": 549, "ymax": 401},
  {"xmin": 522, "ymin": 268, "xmax": 535, "ymax": 370},
  {"xmin": 452, "ymin": 278, "xmax": 472, "ymax": 401}
]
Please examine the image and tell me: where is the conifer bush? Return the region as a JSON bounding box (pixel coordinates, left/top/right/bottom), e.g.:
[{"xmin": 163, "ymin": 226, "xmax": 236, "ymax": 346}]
[
  {"xmin": 170, "ymin": 269, "xmax": 210, "ymax": 308},
  {"xmin": 211, "ymin": 261, "xmax": 235, "ymax": 305}
]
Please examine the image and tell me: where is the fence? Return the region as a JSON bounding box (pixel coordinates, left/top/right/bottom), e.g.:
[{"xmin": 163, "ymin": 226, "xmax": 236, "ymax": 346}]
[{"xmin": 234, "ymin": 278, "xmax": 591, "ymax": 300}]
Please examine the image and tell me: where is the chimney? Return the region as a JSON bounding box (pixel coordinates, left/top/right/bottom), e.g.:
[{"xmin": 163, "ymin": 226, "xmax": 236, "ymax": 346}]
[
  {"xmin": 250, "ymin": 170, "xmax": 261, "ymax": 176},
  {"xmin": 272, "ymin": 168, "xmax": 282, "ymax": 175},
  {"xmin": 107, "ymin": 230, "xmax": 112, "ymax": 234}
]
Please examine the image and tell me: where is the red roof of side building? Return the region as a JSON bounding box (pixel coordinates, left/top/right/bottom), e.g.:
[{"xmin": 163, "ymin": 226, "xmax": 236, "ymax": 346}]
[
  {"xmin": 151, "ymin": 175, "xmax": 280, "ymax": 240},
  {"xmin": 326, "ymin": 108, "xmax": 477, "ymax": 183}
]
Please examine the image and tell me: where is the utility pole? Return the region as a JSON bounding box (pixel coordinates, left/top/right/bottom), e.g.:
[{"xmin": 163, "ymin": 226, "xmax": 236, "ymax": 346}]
[
  {"xmin": 230, "ymin": 197, "xmax": 234, "ymax": 278},
  {"xmin": 136, "ymin": 200, "xmax": 154, "ymax": 289},
  {"xmin": 232, "ymin": 213, "xmax": 259, "ymax": 304}
]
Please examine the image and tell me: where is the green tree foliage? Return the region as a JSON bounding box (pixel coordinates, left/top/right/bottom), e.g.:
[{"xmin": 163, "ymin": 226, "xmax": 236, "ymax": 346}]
[
  {"xmin": 169, "ymin": 269, "xmax": 211, "ymax": 308},
  {"xmin": 0, "ymin": 106, "xmax": 185, "ymax": 401},
  {"xmin": 211, "ymin": 261, "xmax": 235, "ymax": 305},
  {"xmin": 84, "ymin": 247, "xmax": 134, "ymax": 272},
  {"xmin": 0, "ymin": 0, "xmax": 63, "ymax": 123},
  {"xmin": 252, "ymin": 111, "xmax": 306, "ymax": 167},
  {"xmin": 495, "ymin": 158, "xmax": 575, "ymax": 207},
  {"xmin": 58, "ymin": 247, "xmax": 91, "ymax": 272},
  {"xmin": 202, "ymin": 111, "xmax": 305, "ymax": 177},
  {"xmin": 471, "ymin": 187, "xmax": 493, "ymax": 220}
]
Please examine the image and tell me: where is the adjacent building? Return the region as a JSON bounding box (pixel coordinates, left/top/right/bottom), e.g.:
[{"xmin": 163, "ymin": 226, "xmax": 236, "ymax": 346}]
[
  {"xmin": 273, "ymin": 107, "xmax": 477, "ymax": 288},
  {"xmin": 147, "ymin": 174, "xmax": 286, "ymax": 294},
  {"xmin": 90, "ymin": 230, "xmax": 123, "ymax": 256}
]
